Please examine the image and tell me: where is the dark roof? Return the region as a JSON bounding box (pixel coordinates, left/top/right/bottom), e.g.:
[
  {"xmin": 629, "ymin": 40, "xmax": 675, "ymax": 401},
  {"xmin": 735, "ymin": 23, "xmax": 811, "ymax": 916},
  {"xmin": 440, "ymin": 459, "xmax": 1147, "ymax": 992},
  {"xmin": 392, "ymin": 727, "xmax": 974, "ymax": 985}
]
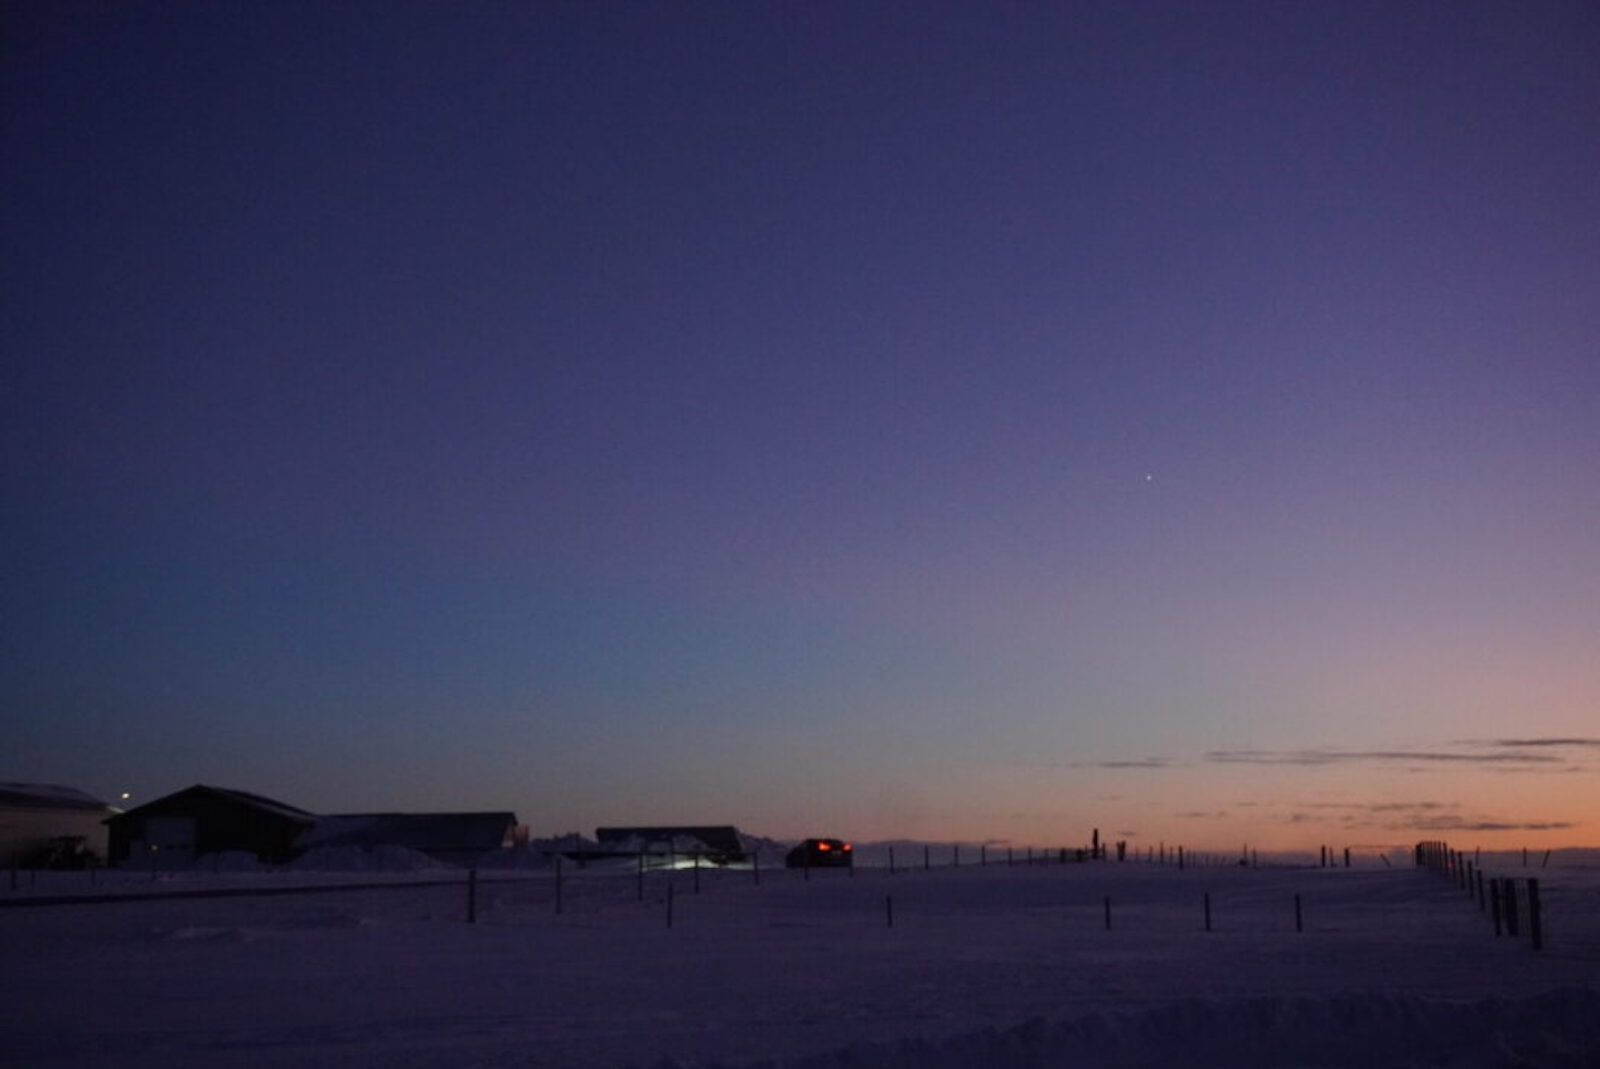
[
  {"xmin": 595, "ymin": 826, "xmax": 745, "ymax": 854},
  {"xmin": 105, "ymin": 784, "xmax": 316, "ymax": 825},
  {"xmin": 300, "ymin": 812, "xmax": 517, "ymax": 854},
  {"xmin": 0, "ymin": 783, "xmax": 111, "ymax": 812}
]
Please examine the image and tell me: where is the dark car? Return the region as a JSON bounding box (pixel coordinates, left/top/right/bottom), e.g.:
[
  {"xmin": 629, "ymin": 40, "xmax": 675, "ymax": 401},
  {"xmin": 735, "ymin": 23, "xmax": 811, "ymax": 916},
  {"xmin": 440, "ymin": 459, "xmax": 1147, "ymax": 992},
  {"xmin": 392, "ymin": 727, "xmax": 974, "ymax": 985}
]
[{"xmin": 786, "ymin": 837, "xmax": 853, "ymax": 868}]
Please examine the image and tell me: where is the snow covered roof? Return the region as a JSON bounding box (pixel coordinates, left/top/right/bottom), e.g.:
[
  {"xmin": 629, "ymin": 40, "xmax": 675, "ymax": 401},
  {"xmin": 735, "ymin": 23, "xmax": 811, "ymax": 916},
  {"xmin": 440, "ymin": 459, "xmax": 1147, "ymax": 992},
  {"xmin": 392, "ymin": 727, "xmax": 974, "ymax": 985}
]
[
  {"xmin": 0, "ymin": 783, "xmax": 111, "ymax": 812},
  {"xmin": 105, "ymin": 785, "xmax": 315, "ymax": 825}
]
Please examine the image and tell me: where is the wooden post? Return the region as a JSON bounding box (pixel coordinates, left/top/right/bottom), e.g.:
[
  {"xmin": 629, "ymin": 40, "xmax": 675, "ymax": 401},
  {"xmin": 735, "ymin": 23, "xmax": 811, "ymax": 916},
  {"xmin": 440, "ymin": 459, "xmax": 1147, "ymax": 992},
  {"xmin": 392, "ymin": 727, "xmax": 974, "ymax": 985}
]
[
  {"xmin": 1343, "ymin": 847, "xmax": 1350, "ymax": 868},
  {"xmin": 980, "ymin": 844, "xmax": 987, "ymax": 867},
  {"xmin": 1527, "ymin": 878, "xmax": 1543, "ymax": 951},
  {"xmin": 1178, "ymin": 846, "xmax": 1184, "ymax": 871},
  {"xmin": 1502, "ymin": 879, "xmax": 1520, "ymax": 938},
  {"xmin": 1103, "ymin": 896, "xmax": 1112, "ymax": 930},
  {"xmin": 1475, "ymin": 868, "xmax": 1485, "ymax": 910},
  {"xmin": 1490, "ymin": 878, "xmax": 1503, "ymax": 937},
  {"xmin": 1203, "ymin": 892, "xmax": 1212, "ymax": 932},
  {"xmin": 1294, "ymin": 893, "xmax": 1303, "ymax": 933},
  {"xmin": 1541, "ymin": 849, "xmax": 1552, "ymax": 869},
  {"xmin": 467, "ymin": 868, "xmax": 477, "ymax": 924}
]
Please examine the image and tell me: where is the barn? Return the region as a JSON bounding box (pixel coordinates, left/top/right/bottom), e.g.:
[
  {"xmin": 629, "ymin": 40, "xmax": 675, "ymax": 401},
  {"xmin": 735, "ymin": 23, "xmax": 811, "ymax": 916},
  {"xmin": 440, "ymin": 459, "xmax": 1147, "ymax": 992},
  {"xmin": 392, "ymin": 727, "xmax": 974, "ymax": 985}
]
[
  {"xmin": 296, "ymin": 812, "xmax": 524, "ymax": 865},
  {"xmin": 104, "ymin": 784, "xmax": 315, "ymax": 866},
  {"xmin": 0, "ymin": 783, "xmax": 114, "ymax": 868}
]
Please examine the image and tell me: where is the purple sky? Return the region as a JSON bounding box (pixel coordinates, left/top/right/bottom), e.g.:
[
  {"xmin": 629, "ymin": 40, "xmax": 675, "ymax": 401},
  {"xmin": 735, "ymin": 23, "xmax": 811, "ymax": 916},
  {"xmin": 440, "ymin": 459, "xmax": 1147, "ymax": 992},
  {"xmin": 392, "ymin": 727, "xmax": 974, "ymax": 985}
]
[{"xmin": 5, "ymin": 1, "xmax": 1597, "ymax": 847}]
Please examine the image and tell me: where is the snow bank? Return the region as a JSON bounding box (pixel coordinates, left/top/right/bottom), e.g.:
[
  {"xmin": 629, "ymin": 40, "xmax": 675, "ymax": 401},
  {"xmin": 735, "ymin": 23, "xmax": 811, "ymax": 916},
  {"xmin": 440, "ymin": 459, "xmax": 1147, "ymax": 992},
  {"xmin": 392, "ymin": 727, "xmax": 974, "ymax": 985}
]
[
  {"xmin": 473, "ymin": 845, "xmax": 554, "ymax": 870},
  {"xmin": 287, "ymin": 844, "xmax": 447, "ymax": 872}
]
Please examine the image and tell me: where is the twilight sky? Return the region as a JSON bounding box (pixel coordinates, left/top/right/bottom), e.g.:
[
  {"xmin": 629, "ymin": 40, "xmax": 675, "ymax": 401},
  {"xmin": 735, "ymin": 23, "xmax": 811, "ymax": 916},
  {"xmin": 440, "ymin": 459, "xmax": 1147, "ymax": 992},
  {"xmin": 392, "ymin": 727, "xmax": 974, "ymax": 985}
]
[{"xmin": 5, "ymin": 1, "xmax": 1597, "ymax": 850}]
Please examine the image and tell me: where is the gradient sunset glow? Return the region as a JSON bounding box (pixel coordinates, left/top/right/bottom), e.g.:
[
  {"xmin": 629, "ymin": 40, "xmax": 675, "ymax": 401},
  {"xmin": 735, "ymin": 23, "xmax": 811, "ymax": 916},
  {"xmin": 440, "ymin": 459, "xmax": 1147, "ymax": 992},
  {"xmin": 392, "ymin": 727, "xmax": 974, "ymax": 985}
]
[{"xmin": 5, "ymin": 1, "xmax": 1596, "ymax": 855}]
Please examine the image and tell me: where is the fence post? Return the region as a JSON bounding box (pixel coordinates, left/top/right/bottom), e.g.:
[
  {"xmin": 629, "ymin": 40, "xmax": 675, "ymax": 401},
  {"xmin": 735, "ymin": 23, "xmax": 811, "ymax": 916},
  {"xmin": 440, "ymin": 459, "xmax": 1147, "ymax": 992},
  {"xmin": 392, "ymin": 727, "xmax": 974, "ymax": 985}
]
[
  {"xmin": 1502, "ymin": 879, "xmax": 1520, "ymax": 938},
  {"xmin": 1490, "ymin": 878, "xmax": 1503, "ymax": 937},
  {"xmin": 1527, "ymin": 878, "xmax": 1543, "ymax": 951}
]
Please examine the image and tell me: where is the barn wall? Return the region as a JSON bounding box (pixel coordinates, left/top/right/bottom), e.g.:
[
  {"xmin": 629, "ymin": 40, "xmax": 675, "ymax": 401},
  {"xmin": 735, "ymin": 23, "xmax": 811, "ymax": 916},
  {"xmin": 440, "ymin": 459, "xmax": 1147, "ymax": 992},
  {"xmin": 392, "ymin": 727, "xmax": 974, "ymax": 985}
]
[{"xmin": 108, "ymin": 791, "xmax": 311, "ymax": 866}]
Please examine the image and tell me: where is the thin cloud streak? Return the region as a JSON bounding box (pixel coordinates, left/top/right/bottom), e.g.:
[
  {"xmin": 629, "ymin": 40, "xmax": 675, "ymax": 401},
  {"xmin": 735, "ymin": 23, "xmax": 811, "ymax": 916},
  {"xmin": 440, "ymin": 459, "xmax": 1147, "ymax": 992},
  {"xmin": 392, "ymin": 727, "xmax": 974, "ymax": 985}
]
[
  {"xmin": 1475, "ymin": 738, "xmax": 1600, "ymax": 749},
  {"xmin": 1206, "ymin": 749, "xmax": 1562, "ymax": 767},
  {"xmin": 1181, "ymin": 798, "xmax": 1574, "ymax": 835}
]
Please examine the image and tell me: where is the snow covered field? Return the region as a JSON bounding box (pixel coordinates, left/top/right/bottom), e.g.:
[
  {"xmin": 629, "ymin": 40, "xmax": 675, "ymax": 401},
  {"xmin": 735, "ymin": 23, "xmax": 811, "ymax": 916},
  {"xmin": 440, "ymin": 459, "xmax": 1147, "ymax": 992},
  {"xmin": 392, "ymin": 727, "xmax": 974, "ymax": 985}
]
[{"xmin": 4, "ymin": 854, "xmax": 1597, "ymax": 1067}]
